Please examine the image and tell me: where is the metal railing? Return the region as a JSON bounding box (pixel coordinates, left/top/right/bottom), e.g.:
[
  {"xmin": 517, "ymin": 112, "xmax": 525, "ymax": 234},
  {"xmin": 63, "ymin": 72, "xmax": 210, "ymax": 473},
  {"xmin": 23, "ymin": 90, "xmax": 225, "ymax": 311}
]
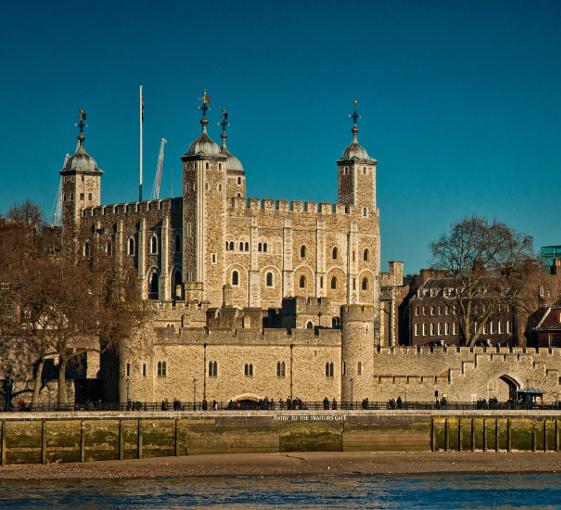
[{"xmin": 2, "ymin": 399, "xmax": 561, "ymax": 413}]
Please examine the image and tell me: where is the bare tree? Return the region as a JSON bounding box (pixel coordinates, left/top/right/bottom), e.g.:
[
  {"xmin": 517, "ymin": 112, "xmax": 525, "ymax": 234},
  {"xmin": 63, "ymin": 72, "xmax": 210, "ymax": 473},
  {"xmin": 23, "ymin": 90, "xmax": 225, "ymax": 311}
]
[
  {"xmin": 7, "ymin": 199, "xmax": 43, "ymax": 228},
  {"xmin": 430, "ymin": 216, "xmax": 535, "ymax": 346},
  {"xmin": 0, "ymin": 200, "xmax": 149, "ymax": 407}
]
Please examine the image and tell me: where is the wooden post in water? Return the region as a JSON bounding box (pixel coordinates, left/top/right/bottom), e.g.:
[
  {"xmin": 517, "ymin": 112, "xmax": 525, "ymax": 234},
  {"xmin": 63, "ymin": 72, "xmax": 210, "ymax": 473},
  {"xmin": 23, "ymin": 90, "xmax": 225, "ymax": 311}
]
[
  {"xmin": 174, "ymin": 418, "xmax": 179, "ymax": 456},
  {"xmin": 430, "ymin": 418, "xmax": 436, "ymax": 452},
  {"xmin": 0, "ymin": 421, "xmax": 5, "ymax": 466},
  {"xmin": 41, "ymin": 420, "xmax": 47, "ymax": 464},
  {"xmin": 118, "ymin": 420, "xmax": 124, "ymax": 460},
  {"xmin": 555, "ymin": 419, "xmax": 559, "ymax": 452},
  {"xmin": 532, "ymin": 428, "xmax": 536, "ymax": 452},
  {"xmin": 458, "ymin": 419, "xmax": 462, "ymax": 451},
  {"xmin": 444, "ymin": 418, "xmax": 449, "ymax": 452},
  {"xmin": 544, "ymin": 420, "xmax": 547, "ymax": 452},
  {"xmin": 495, "ymin": 419, "xmax": 499, "ymax": 452},
  {"xmin": 483, "ymin": 419, "xmax": 487, "ymax": 452},
  {"xmin": 137, "ymin": 419, "xmax": 143, "ymax": 459},
  {"xmin": 507, "ymin": 419, "xmax": 511, "ymax": 452},
  {"xmin": 80, "ymin": 421, "xmax": 85, "ymax": 463},
  {"xmin": 471, "ymin": 418, "xmax": 475, "ymax": 451}
]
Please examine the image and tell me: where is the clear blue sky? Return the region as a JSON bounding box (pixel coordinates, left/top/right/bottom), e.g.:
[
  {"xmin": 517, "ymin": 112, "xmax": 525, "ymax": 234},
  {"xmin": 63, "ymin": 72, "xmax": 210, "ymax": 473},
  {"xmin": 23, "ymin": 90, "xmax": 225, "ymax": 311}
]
[{"xmin": 1, "ymin": 0, "xmax": 560, "ymax": 273}]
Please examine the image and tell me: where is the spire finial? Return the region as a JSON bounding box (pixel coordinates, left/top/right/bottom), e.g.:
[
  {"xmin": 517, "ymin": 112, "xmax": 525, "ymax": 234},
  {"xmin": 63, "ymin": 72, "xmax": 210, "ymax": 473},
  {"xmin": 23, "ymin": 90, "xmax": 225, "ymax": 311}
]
[
  {"xmin": 219, "ymin": 108, "xmax": 229, "ymax": 149},
  {"xmin": 198, "ymin": 89, "xmax": 211, "ymax": 131},
  {"xmin": 75, "ymin": 108, "xmax": 87, "ymax": 147},
  {"xmin": 349, "ymin": 97, "xmax": 360, "ymax": 142}
]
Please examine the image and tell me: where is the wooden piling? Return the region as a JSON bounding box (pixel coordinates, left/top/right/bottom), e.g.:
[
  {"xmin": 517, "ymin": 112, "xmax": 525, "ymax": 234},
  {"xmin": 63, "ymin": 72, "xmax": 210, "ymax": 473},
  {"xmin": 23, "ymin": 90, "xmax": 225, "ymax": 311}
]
[
  {"xmin": 137, "ymin": 419, "xmax": 143, "ymax": 459},
  {"xmin": 0, "ymin": 421, "xmax": 5, "ymax": 466},
  {"xmin": 41, "ymin": 420, "xmax": 46, "ymax": 464},
  {"xmin": 80, "ymin": 420, "xmax": 85, "ymax": 463}
]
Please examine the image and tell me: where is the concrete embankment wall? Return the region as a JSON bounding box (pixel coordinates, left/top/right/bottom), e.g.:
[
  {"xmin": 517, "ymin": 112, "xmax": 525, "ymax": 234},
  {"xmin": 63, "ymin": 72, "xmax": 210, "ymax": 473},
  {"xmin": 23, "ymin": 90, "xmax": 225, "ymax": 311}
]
[{"xmin": 1, "ymin": 410, "xmax": 561, "ymax": 465}]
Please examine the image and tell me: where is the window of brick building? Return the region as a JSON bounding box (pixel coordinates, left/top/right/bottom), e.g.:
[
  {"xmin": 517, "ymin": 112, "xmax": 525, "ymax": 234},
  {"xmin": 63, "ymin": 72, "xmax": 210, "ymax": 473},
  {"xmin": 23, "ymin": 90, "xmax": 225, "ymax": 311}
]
[
  {"xmin": 363, "ymin": 249, "xmax": 369, "ymax": 261},
  {"xmin": 277, "ymin": 361, "xmax": 285, "ymax": 377},
  {"xmin": 300, "ymin": 245, "xmax": 306, "ymax": 258},
  {"xmin": 150, "ymin": 235, "xmax": 158, "ymax": 254},
  {"xmin": 331, "ymin": 276, "xmax": 337, "ymax": 289},
  {"xmin": 244, "ymin": 363, "xmax": 253, "ymax": 377},
  {"xmin": 232, "ymin": 271, "xmax": 239, "ymax": 286},
  {"xmin": 325, "ymin": 362, "xmax": 334, "ymax": 378},
  {"xmin": 127, "ymin": 238, "xmax": 135, "ymax": 256},
  {"xmin": 358, "ymin": 361, "xmax": 362, "ymax": 375},
  {"xmin": 266, "ymin": 272, "xmax": 273, "ymax": 287},
  {"xmin": 299, "ymin": 275, "xmax": 306, "ymax": 289},
  {"xmin": 361, "ymin": 278, "xmax": 368, "ymax": 291},
  {"xmin": 332, "ymin": 246, "xmax": 338, "ymax": 259},
  {"xmin": 143, "ymin": 364, "xmax": 146, "ymax": 377},
  {"xmin": 157, "ymin": 361, "xmax": 167, "ymax": 377}
]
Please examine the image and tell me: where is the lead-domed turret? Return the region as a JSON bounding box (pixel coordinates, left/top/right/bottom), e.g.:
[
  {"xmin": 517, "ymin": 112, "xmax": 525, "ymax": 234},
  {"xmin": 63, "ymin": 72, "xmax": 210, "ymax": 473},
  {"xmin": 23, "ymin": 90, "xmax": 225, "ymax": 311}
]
[
  {"xmin": 183, "ymin": 90, "xmax": 221, "ymax": 158},
  {"xmin": 338, "ymin": 98, "xmax": 376, "ymax": 164}
]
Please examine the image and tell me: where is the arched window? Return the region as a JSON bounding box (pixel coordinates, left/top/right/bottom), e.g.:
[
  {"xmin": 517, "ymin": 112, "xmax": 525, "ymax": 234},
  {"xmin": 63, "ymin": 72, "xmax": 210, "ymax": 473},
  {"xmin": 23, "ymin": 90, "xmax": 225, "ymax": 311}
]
[
  {"xmin": 209, "ymin": 361, "xmax": 218, "ymax": 377},
  {"xmin": 128, "ymin": 237, "xmax": 135, "ymax": 256},
  {"xmin": 258, "ymin": 243, "xmax": 262, "ymax": 252},
  {"xmin": 244, "ymin": 242, "xmax": 249, "ymax": 251},
  {"xmin": 229, "ymin": 241, "xmax": 234, "ymax": 251},
  {"xmin": 232, "ymin": 270, "xmax": 239, "ymax": 286},
  {"xmin": 330, "ymin": 276, "xmax": 337, "ymax": 289},
  {"xmin": 218, "ymin": 163, "xmax": 222, "ymax": 170},
  {"xmin": 150, "ymin": 235, "xmax": 158, "ymax": 255},
  {"xmin": 363, "ymin": 249, "xmax": 369, "ymax": 261},
  {"xmin": 173, "ymin": 271, "xmax": 182, "ymax": 298},
  {"xmin": 300, "ymin": 245, "xmax": 306, "ymax": 258},
  {"xmin": 239, "ymin": 242, "xmax": 244, "ymax": 251},
  {"xmin": 320, "ymin": 276, "xmax": 324, "ymax": 288},
  {"xmin": 157, "ymin": 361, "xmax": 167, "ymax": 377},
  {"xmin": 299, "ymin": 275, "xmax": 306, "ymax": 289},
  {"xmin": 205, "ymin": 162, "xmax": 209, "ymax": 169},
  {"xmin": 332, "ymin": 316, "xmax": 340, "ymax": 328},
  {"xmin": 332, "ymin": 246, "xmax": 338, "ymax": 259},
  {"xmin": 225, "ymin": 241, "xmax": 229, "ymax": 250},
  {"xmin": 149, "ymin": 271, "xmax": 159, "ymax": 299},
  {"xmin": 105, "ymin": 241, "xmax": 112, "ymax": 256},
  {"xmin": 362, "ymin": 207, "xmax": 368, "ymax": 217},
  {"xmin": 175, "ymin": 235, "xmax": 181, "ymax": 253},
  {"xmin": 237, "ymin": 176, "xmax": 242, "ymax": 185},
  {"xmin": 88, "ymin": 193, "xmax": 92, "ymax": 200},
  {"xmin": 306, "ymin": 321, "xmax": 314, "ymax": 329},
  {"xmin": 263, "ymin": 243, "xmax": 268, "ymax": 253},
  {"xmin": 80, "ymin": 193, "xmax": 84, "ymax": 200},
  {"xmin": 362, "ymin": 277, "xmax": 368, "ymax": 291},
  {"xmin": 244, "ymin": 363, "xmax": 253, "ymax": 377},
  {"xmin": 266, "ymin": 272, "xmax": 273, "ymax": 287},
  {"xmin": 237, "ymin": 193, "xmax": 242, "ymax": 198}
]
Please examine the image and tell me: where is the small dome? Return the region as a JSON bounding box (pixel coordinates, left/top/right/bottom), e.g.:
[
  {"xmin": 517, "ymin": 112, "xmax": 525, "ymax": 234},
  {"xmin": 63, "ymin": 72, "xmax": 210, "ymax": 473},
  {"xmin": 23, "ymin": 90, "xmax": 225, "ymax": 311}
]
[
  {"xmin": 340, "ymin": 141, "xmax": 373, "ymax": 162},
  {"xmin": 63, "ymin": 141, "xmax": 102, "ymax": 174},
  {"xmin": 186, "ymin": 129, "xmax": 221, "ymax": 157},
  {"xmin": 221, "ymin": 147, "xmax": 244, "ymax": 172}
]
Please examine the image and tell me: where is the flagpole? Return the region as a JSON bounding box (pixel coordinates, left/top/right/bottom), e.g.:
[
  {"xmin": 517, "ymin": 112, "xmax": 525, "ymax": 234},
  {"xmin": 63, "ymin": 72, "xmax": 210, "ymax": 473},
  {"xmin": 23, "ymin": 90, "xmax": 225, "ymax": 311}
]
[{"xmin": 139, "ymin": 82, "xmax": 143, "ymax": 202}]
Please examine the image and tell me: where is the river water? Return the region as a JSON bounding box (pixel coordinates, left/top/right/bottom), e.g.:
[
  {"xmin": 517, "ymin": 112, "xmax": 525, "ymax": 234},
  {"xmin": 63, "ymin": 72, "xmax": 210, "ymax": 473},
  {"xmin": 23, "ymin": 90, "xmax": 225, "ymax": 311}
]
[{"xmin": 1, "ymin": 473, "xmax": 560, "ymax": 509}]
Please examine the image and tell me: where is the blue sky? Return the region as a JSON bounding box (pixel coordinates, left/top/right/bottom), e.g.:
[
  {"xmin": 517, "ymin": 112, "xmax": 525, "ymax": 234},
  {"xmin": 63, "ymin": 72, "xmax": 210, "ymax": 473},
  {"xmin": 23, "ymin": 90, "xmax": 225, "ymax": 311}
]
[{"xmin": 1, "ymin": 0, "xmax": 560, "ymax": 273}]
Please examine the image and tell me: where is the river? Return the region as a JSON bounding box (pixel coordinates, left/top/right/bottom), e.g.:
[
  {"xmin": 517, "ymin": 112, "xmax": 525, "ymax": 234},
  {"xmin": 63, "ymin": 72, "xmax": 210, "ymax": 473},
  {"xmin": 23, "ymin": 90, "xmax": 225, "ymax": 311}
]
[{"xmin": 1, "ymin": 473, "xmax": 560, "ymax": 508}]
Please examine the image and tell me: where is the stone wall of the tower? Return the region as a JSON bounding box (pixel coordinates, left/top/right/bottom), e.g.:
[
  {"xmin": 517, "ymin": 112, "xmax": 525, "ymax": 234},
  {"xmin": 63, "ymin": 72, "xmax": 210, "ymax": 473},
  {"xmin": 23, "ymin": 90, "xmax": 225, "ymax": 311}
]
[{"xmin": 340, "ymin": 304, "xmax": 376, "ymax": 401}]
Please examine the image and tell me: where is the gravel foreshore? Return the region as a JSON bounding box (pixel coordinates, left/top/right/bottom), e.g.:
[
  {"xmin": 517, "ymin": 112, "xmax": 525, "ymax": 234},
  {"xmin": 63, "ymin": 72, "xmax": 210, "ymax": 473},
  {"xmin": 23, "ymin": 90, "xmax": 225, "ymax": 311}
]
[{"xmin": 1, "ymin": 451, "xmax": 561, "ymax": 480}]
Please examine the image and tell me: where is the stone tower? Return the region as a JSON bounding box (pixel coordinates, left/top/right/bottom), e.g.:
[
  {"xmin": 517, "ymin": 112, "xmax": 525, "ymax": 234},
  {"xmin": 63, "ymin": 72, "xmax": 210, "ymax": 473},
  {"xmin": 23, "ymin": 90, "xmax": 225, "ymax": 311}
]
[
  {"xmin": 219, "ymin": 109, "xmax": 246, "ymax": 203},
  {"xmin": 182, "ymin": 91, "xmax": 228, "ymax": 306},
  {"xmin": 341, "ymin": 304, "xmax": 376, "ymax": 402},
  {"xmin": 60, "ymin": 109, "xmax": 102, "ymax": 232},
  {"xmin": 337, "ymin": 99, "xmax": 377, "ymax": 214}
]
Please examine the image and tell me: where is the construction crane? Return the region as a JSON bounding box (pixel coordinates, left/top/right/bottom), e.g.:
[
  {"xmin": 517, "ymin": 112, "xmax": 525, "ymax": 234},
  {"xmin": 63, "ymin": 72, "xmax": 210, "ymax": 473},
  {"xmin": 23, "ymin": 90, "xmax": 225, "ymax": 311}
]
[
  {"xmin": 50, "ymin": 154, "xmax": 70, "ymax": 226},
  {"xmin": 151, "ymin": 138, "xmax": 167, "ymax": 200}
]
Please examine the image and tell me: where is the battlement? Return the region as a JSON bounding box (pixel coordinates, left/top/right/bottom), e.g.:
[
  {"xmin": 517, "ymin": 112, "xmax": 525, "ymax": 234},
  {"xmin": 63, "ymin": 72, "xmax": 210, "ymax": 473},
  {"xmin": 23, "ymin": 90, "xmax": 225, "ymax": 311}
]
[
  {"xmin": 341, "ymin": 303, "xmax": 376, "ymax": 322},
  {"xmin": 229, "ymin": 197, "xmax": 356, "ymax": 216},
  {"xmin": 154, "ymin": 324, "xmax": 342, "ymax": 346},
  {"xmin": 81, "ymin": 198, "xmax": 180, "ymax": 218}
]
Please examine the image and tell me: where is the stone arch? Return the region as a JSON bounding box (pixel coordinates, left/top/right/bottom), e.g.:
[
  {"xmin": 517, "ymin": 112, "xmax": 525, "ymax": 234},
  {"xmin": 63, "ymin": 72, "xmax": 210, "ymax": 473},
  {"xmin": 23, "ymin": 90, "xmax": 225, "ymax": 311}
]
[
  {"xmin": 294, "ymin": 264, "xmax": 314, "ymax": 295},
  {"xmin": 146, "ymin": 266, "xmax": 159, "ymax": 300},
  {"xmin": 326, "ymin": 266, "xmax": 346, "ymax": 301},
  {"xmin": 170, "ymin": 264, "xmax": 183, "ymax": 299},
  {"xmin": 358, "ymin": 269, "xmax": 376, "ymax": 303}
]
